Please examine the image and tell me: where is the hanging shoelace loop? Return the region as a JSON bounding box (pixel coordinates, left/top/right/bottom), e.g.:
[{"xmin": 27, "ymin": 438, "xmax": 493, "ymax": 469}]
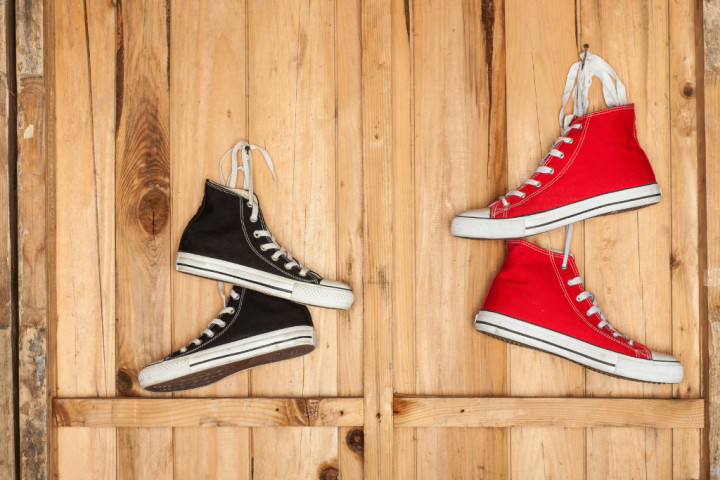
[
  {"xmin": 496, "ymin": 49, "xmax": 628, "ymax": 208},
  {"xmin": 560, "ymin": 224, "xmax": 633, "ymax": 345},
  {"xmin": 217, "ymin": 140, "xmax": 309, "ymax": 278}
]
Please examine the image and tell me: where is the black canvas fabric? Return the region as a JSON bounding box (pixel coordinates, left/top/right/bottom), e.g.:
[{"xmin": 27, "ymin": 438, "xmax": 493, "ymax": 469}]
[
  {"xmin": 166, "ymin": 286, "xmax": 313, "ymax": 360},
  {"xmin": 178, "ymin": 180, "xmax": 322, "ymax": 284}
]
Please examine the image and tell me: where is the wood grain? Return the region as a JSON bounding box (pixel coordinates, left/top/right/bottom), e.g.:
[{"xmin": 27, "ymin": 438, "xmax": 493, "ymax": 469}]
[
  {"xmin": 361, "ymin": 0, "xmax": 395, "ymax": 476},
  {"xmin": 114, "ymin": 0, "xmax": 172, "ymax": 478},
  {"xmin": 54, "ymin": 397, "xmax": 363, "ymax": 428},
  {"xmin": 0, "ymin": 0, "xmax": 15, "ymax": 476},
  {"xmin": 16, "ymin": 0, "xmax": 48, "ymax": 477},
  {"xmin": 704, "ymin": 0, "xmax": 720, "ymax": 477},
  {"xmin": 53, "ymin": 0, "xmax": 117, "ymax": 479},
  {"xmin": 393, "ymin": 397, "xmax": 704, "ymax": 428},
  {"xmin": 670, "ymin": 0, "xmax": 703, "ymax": 477}
]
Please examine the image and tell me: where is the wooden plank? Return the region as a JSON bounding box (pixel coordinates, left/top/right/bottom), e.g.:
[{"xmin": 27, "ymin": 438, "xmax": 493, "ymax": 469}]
[
  {"xmin": 578, "ymin": 0, "xmax": 676, "ymax": 476},
  {"xmin": 53, "ymin": 0, "xmax": 118, "ymax": 479},
  {"xmin": 167, "ymin": 0, "xmax": 251, "ymax": 477},
  {"xmin": 587, "ymin": 427, "xmax": 671, "ymax": 480},
  {"xmin": 169, "ymin": 0, "xmax": 249, "ymax": 398},
  {"xmin": 53, "ymin": 398, "xmax": 363, "ymax": 428},
  {"xmin": 173, "ymin": 428, "xmax": 250, "ymax": 480},
  {"xmin": 114, "ymin": 0, "xmax": 172, "ymax": 478},
  {"xmin": 0, "ymin": 0, "xmax": 15, "ymax": 476},
  {"xmin": 412, "ymin": 0, "xmax": 507, "ymax": 477},
  {"xmin": 361, "ymin": 0, "xmax": 395, "ymax": 476},
  {"xmin": 669, "ymin": 0, "xmax": 703, "ymax": 477},
  {"xmin": 246, "ymin": 0, "xmax": 340, "ymax": 474},
  {"xmin": 504, "ymin": 1, "xmax": 584, "ymax": 477},
  {"xmin": 252, "ymin": 428, "xmax": 338, "ymax": 480},
  {"xmin": 16, "ymin": 0, "xmax": 48, "ymax": 477},
  {"xmin": 389, "ymin": 0, "xmax": 413, "ymax": 477},
  {"xmin": 704, "ymin": 0, "xmax": 720, "ymax": 477},
  {"xmin": 337, "ymin": 2, "xmax": 364, "ymax": 478},
  {"xmin": 392, "ymin": 397, "xmax": 705, "ymax": 428}
]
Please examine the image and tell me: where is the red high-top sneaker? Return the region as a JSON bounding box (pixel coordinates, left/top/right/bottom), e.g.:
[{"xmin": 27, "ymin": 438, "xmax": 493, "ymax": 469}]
[
  {"xmin": 475, "ymin": 239, "xmax": 683, "ymax": 383},
  {"xmin": 452, "ymin": 52, "xmax": 661, "ymax": 239}
]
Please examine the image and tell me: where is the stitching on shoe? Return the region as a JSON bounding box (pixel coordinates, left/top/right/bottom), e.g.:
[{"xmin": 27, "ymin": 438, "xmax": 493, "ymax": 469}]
[
  {"xmin": 492, "ymin": 105, "xmax": 635, "ymax": 217},
  {"xmin": 258, "ymin": 211, "xmax": 322, "ymax": 283},
  {"xmin": 172, "ymin": 288, "xmax": 246, "ymax": 358},
  {"xmin": 549, "ymin": 251, "xmax": 647, "ymax": 357}
]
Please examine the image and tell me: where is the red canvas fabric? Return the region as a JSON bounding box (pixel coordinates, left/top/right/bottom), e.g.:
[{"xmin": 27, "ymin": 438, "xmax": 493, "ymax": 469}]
[
  {"xmin": 490, "ymin": 105, "xmax": 657, "ymax": 218},
  {"xmin": 482, "ymin": 239, "xmax": 651, "ymax": 359}
]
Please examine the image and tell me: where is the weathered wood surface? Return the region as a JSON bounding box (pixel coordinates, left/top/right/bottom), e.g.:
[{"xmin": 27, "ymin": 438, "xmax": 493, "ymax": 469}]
[
  {"xmin": 705, "ymin": 0, "xmax": 720, "ymax": 478},
  {"xmin": 16, "ymin": 0, "xmax": 48, "ymax": 478},
  {"xmin": 393, "ymin": 397, "xmax": 705, "ymax": 428},
  {"xmin": 52, "ymin": 0, "xmax": 118, "ymax": 478},
  {"xmin": 0, "ymin": 0, "xmax": 15, "ymax": 477},
  {"xmin": 53, "ymin": 398, "xmax": 363, "ymax": 428}
]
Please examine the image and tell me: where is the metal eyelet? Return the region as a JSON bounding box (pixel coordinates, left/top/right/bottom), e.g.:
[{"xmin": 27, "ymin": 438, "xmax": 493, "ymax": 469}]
[
  {"xmin": 549, "ymin": 167, "xmax": 555, "ymax": 174},
  {"xmin": 567, "ymin": 279, "xmax": 572, "ymax": 286},
  {"xmin": 567, "ymin": 138, "xmax": 574, "ymax": 144},
  {"xmin": 519, "ymin": 192, "xmax": 526, "ymax": 198},
  {"xmin": 228, "ymin": 308, "xmax": 235, "ymax": 314},
  {"xmin": 260, "ymin": 245, "xmax": 268, "ymax": 251},
  {"xmin": 576, "ymin": 295, "xmax": 582, "ymax": 302},
  {"xmin": 253, "ymin": 231, "xmax": 260, "ymax": 238},
  {"xmin": 535, "ymin": 181, "xmax": 542, "ymax": 188},
  {"xmin": 559, "ymin": 152, "xmax": 565, "ymax": 159},
  {"xmin": 284, "ymin": 264, "xmax": 292, "ymax": 270},
  {"xmin": 246, "ymin": 201, "xmax": 252, "ymax": 207}
]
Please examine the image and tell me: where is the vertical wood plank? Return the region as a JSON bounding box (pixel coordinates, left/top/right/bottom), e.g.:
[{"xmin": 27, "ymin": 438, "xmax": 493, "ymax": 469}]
[
  {"xmin": 389, "ymin": 0, "xmax": 413, "ymax": 476},
  {"xmin": 0, "ymin": 0, "xmax": 15, "ymax": 476},
  {"xmin": 505, "ymin": 0, "xmax": 584, "ymax": 476},
  {"xmin": 247, "ymin": 0, "xmax": 339, "ymax": 474},
  {"xmin": 670, "ymin": 0, "xmax": 702, "ymax": 476},
  {"xmin": 53, "ymin": 0, "xmax": 117, "ymax": 478},
  {"xmin": 168, "ymin": 0, "xmax": 250, "ymax": 474},
  {"xmin": 704, "ymin": 0, "xmax": 720, "ymax": 477},
  {"xmin": 362, "ymin": 0, "xmax": 395, "ymax": 475},
  {"xmin": 337, "ymin": 1, "xmax": 364, "ymax": 477},
  {"xmin": 115, "ymin": 0, "xmax": 172, "ymax": 478},
  {"xmin": 412, "ymin": 0, "xmax": 507, "ymax": 477},
  {"xmin": 579, "ymin": 0, "xmax": 676, "ymax": 476},
  {"xmin": 16, "ymin": 0, "xmax": 48, "ymax": 477}
]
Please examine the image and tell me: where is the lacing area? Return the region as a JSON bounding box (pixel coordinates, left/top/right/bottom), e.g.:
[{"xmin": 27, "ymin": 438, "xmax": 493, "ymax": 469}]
[
  {"xmin": 253, "ymin": 229, "xmax": 309, "ymax": 276},
  {"xmin": 218, "ymin": 140, "xmax": 310, "ymax": 278},
  {"xmin": 559, "ymin": 224, "xmax": 633, "ymax": 346},
  {"xmin": 496, "ymin": 49, "xmax": 627, "ymax": 209},
  {"xmin": 497, "ymin": 123, "xmax": 582, "ymax": 207},
  {"xmin": 179, "ymin": 289, "xmax": 240, "ymax": 353}
]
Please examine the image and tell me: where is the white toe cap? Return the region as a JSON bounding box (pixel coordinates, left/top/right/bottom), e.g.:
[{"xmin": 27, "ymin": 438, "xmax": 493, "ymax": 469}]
[
  {"xmin": 320, "ymin": 279, "xmax": 351, "ymax": 290},
  {"xmin": 457, "ymin": 208, "xmax": 491, "ymax": 219},
  {"xmin": 650, "ymin": 351, "xmax": 680, "ymax": 362}
]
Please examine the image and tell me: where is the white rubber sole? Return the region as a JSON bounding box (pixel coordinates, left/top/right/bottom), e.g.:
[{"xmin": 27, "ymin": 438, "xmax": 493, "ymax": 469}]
[
  {"xmin": 139, "ymin": 326, "xmax": 316, "ymax": 392},
  {"xmin": 451, "ymin": 183, "xmax": 661, "ymax": 239},
  {"xmin": 475, "ymin": 310, "xmax": 683, "ymax": 383},
  {"xmin": 175, "ymin": 252, "xmax": 354, "ymax": 310}
]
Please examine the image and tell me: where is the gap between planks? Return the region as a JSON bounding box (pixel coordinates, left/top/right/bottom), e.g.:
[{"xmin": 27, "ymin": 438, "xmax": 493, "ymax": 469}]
[{"xmin": 52, "ymin": 396, "xmax": 704, "ymax": 429}]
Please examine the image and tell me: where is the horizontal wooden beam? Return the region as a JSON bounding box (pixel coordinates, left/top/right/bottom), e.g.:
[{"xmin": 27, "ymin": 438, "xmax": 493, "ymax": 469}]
[
  {"xmin": 54, "ymin": 396, "xmax": 706, "ymax": 429},
  {"xmin": 393, "ymin": 397, "xmax": 705, "ymax": 428},
  {"xmin": 53, "ymin": 397, "xmax": 363, "ymax": 428}
]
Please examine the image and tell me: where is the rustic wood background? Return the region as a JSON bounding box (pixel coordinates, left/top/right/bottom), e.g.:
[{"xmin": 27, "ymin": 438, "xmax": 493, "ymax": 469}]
[{"xmin": 0, "ymin": 0, "xmax": 719, "ymax": 478}]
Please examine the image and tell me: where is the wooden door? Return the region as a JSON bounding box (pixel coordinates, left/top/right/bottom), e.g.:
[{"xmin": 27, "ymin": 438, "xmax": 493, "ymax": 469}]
[{"xmin": 27, "ymin": 0, "xmax": 711, "ymax": 478}]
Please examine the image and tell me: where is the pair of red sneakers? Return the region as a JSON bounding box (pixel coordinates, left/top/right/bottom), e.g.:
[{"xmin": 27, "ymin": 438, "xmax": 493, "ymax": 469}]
[{"xmin": 452, "ymin": 51, "xmax": 682, "ymax": 383}]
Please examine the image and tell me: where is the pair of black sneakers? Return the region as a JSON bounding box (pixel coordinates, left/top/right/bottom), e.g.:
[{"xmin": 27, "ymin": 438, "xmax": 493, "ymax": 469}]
[{"xmin": 139, "ymin": 142, "xmax": 354, "ymax": 392}]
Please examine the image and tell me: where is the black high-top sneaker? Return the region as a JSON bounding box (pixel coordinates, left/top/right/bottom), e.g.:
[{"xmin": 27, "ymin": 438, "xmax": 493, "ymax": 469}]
[
  {"xmin": 139, "ymin": 286, "xmax": 316, "ymax": 392},
  {"xmin": 175, "ymin": 141, "xmax": 354, "ymax": 310}
]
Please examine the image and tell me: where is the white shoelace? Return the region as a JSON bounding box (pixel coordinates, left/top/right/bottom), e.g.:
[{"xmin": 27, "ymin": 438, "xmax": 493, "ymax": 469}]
[
  {"xmin": 560, "ymin": 224, "xmax": 633, "ymax": 345},
  {"xmin": 218, "ymin": 140, "xmax": 310, "ymax": 281},
  {"xmin": 497, "ymin": 48, "xmax": 627, "ymax": 208},
  {"xmin": 179, "ymin": 289, "xmax": 240, "ymax": 353}
]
